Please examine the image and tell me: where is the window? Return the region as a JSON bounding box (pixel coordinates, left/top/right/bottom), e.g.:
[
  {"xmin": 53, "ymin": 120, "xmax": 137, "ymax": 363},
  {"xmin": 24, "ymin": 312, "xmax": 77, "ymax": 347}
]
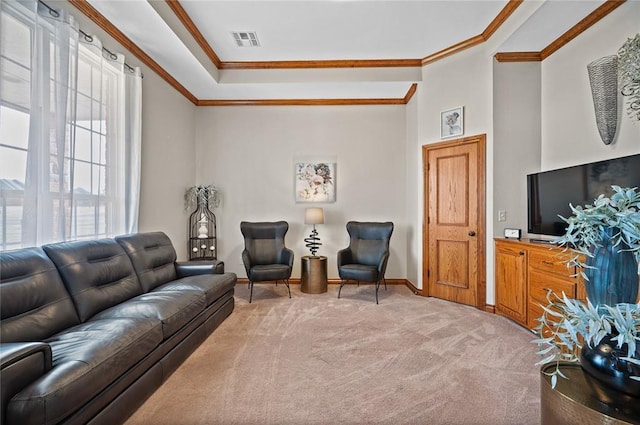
[{"xmin": 0, "ymin": 0, "xmax": 141, "ymax": 250}]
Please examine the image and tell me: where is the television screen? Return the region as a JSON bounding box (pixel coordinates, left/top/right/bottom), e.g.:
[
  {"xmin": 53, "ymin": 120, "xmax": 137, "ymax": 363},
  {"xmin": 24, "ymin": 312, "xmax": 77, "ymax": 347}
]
[{"xmin": 527, "ymin": 153, "xmax": 640, "ymax": 237}]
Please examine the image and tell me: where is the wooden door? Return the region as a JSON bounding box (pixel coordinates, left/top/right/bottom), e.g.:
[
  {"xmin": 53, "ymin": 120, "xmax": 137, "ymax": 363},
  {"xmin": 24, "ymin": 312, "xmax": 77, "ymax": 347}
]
[{"xmin": 423, "ymin": 135, "xmax": 485, "ymax": 308}]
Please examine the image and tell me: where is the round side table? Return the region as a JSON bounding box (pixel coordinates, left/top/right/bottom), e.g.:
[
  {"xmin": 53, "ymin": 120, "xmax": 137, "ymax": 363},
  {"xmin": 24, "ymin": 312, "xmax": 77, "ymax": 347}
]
[
  {"xmin": 300, "ymin": 256, "xmax": 328, "ymax": 294},
  {"xmin": 540, "ymin": 362, "xmax": 640, "ymax": 424}
]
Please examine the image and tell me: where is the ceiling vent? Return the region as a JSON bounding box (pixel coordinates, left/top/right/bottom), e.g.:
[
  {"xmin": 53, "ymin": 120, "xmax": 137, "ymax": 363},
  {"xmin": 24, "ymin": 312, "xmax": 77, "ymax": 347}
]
[{"xmin": 232, "ymin": 32, "xmax": 260, "ymax": 47}]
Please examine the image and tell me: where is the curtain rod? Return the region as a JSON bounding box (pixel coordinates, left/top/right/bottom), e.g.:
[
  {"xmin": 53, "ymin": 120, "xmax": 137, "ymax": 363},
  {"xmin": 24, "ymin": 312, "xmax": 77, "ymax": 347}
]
[{"xmin": 38, "ymin": 0, "xmax": 141, "ymax": 77}]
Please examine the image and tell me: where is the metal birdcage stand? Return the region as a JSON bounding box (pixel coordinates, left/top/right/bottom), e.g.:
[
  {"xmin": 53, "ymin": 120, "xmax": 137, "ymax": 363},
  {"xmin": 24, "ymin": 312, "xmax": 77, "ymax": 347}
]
[{"xmin": 188, "ymin": 198, "xmax": 217, "ymax": 260}]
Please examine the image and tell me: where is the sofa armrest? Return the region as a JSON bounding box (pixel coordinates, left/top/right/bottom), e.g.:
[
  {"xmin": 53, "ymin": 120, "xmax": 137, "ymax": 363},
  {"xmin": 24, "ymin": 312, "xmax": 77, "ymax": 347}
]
[
  {"xmin": 175, "ymin": 260, "xmax": 224, "ymax": 277},
  {"xmin": 1, "ymin": 342, "xmax": 52, "ymax": 424}
]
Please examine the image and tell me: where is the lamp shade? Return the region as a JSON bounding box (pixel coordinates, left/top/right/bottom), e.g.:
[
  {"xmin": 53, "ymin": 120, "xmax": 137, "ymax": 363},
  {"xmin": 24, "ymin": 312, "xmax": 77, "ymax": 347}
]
[{"xmin": 304, "ymin": 207, "xmax": 324, "ymax": 225}]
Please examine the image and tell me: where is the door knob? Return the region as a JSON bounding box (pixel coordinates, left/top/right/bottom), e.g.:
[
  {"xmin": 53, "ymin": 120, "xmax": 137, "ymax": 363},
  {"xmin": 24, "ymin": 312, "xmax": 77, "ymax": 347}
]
[{"xmin": 468, "ymin": 230, "xmax": 476, "ymax": 237}]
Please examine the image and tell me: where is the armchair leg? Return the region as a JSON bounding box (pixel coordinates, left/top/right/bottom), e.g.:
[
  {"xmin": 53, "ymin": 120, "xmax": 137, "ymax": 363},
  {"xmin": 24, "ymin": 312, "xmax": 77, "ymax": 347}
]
[
  {"xmin": 249, "ymin": 280, "xmax": 254, "ymax": 303},
  {"xmin": 384, "ymin": 279, "xmax": 387, "ymax": 290},
  {"xmin": 284, "ymin": 279, "xmax": 291, "ymax": 298},
  {"xmin": 338, "ymin": 279, "xmax": 346, "ymax": 299},
  {"xmin": 375, "ymin": 280, "xmax": 380, "ymax": 304}
]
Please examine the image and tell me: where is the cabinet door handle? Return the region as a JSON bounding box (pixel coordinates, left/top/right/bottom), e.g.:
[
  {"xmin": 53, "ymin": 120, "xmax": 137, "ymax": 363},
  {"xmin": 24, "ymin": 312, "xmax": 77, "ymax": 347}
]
[
  {"xmin": 542, "ymin": 260, "xmax": 554, "ymax": 266},
  {"xmin": 468, "ymin": 230, "xmax": 476, "ymax": 237},
  {"xmin": 519, "ymin": 251, "xmax": 525, "ymax": 256}
]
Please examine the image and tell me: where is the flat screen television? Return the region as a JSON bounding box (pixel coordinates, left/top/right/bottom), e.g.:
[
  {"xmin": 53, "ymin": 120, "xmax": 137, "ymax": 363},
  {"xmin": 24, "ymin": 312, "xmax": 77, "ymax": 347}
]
[{"xmin": 527, "ymin": 153, "xmax": 640, "ymax": 237}]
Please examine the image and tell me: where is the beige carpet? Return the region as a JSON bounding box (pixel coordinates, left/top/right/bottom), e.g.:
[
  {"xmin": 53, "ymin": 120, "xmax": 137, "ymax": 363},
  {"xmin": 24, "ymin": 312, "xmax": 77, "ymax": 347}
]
[{"xmin": 125, "ymin": 284, "xmax": 540, "ymax": 425}]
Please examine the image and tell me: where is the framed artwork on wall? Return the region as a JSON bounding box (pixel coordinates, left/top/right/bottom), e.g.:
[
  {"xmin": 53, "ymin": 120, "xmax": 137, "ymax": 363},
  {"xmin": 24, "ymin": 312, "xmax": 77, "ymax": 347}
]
[
  {"xmin": 295, "ymin": 162, "xmax": 336, "ymax": 203},
  {"xmin": 440, "ymin": 106, "xmax": 464, "ymax": 138}
]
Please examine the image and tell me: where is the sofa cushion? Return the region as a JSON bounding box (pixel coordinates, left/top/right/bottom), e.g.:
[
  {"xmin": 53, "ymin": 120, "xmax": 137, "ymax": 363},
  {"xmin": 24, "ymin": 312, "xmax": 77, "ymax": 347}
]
[
  {"xmin": 115, "ymin": 232, "xmax": 178, "ymax": 292},
  {"xmin": 0, "ymin": 247, "xmax": 80, "ymax": 342},
  {"xmin": 6, "ymin": 318, "xmax": 162, "ymax": 425},
  {"xmin": 156, "ymin": 273, "xmax": 236, "ymax": 306},
  {"xmin": 90, "ymin": 290, "xmax": 206, "ymax": 339},
  {"xmin": 43, "ymin": 239, "xmax": 143, "ymax": 322}
]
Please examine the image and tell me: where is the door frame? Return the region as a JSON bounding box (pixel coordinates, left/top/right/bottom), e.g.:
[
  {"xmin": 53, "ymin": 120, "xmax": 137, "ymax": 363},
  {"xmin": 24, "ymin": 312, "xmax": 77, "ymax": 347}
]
[{"xmin": 421, "ymin": 134, "xmax": 486, "ymax": 310}]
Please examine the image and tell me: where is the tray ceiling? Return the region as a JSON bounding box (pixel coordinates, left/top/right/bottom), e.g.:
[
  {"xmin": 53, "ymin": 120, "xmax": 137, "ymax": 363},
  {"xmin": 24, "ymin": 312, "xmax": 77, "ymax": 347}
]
[{"xmin": 82, "ymin": 0, "xmax": 608, "ymax": 102}]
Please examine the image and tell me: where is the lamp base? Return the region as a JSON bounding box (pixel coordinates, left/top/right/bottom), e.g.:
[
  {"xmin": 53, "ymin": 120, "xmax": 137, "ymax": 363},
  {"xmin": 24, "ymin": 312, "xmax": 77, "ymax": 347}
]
[{"xmin": 304, "ymin": 227, "xmax": 322, "ymax": 257}]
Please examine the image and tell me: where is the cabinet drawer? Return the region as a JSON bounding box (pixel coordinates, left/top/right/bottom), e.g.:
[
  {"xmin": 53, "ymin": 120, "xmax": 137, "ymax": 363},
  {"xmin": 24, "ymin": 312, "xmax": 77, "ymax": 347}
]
[
  {"xmin": 528, "ymin": 249, "xmax": 576, "ymax": 278},
  {"xmin": 529, "ymin": 270, "xmax": 575, "ymax": 305}
]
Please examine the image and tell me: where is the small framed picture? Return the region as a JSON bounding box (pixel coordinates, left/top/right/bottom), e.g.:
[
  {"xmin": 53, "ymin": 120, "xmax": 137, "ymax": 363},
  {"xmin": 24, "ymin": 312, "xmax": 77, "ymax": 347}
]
[{"xmin": 440, "ymin": 106, "xmax": 464, "ymax": 139}]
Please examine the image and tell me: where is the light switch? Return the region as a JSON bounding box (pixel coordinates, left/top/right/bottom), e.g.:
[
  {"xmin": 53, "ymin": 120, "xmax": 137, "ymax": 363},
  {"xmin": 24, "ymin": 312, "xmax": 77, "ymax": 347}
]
[{"xmin": 498, "ymin": 210, "xmax": 507, "ymax": 222}]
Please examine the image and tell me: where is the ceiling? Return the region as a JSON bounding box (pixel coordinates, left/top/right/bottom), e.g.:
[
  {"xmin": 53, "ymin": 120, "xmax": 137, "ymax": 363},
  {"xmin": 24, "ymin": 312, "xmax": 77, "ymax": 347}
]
[{"xmin": 82, "ymin": 0, "xmax": 608, "ymax": 102}]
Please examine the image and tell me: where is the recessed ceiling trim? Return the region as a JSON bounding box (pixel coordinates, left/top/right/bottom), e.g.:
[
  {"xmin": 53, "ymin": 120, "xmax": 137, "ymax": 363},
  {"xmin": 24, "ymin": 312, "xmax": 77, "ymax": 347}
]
[
  {"xmin": 219, "ymin": 59, "xmax": 423, "ymax": 70},
  {"xmin": 198, "ymin": 98, "xmax": 405, "ymax": 107},
  {"xmin": 421, "ymin": 35, "xmax": 486, "ymax": 66},
  {"xmin": 197, "ymin": 84, "xmax": 418, "ymax": 107},
  {"xmin": 493, "ymin": 52, "xmax": 543, "ymax": 62},
  {"xmin": 493, "ymin": 0, "xmax": 626, "ymax": 63},
  {"xmin": 68, "ymin": 0, "xmax": 198, "ymax": 105},
  {"xmin": 404, "ymin": 83, "xmax": 418, "ymax": 104},
  {"xmin": 165, "ymin": 0, "xmax": 222, "ymax": 68}
]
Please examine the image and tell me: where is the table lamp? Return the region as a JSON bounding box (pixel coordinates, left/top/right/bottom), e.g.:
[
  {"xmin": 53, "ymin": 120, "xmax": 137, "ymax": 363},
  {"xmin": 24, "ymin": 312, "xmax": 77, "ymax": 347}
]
[{"xmin": 304, "ymin": 207, "xmax": 324, "ymax": 257}]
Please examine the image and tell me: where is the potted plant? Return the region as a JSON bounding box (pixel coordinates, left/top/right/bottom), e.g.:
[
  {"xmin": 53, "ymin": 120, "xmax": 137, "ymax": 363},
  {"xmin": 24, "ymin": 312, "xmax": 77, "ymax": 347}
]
[
  {"xmin": 534, "ymin": 293, "xmax": 640, "ymax": 394},
  {"xmin": 555, "ymin": 185, "xmax": 640, "ymax": 306},
  {"xmin": 534, "ymin": 185, "xmax": 640, "ymax": 394}
]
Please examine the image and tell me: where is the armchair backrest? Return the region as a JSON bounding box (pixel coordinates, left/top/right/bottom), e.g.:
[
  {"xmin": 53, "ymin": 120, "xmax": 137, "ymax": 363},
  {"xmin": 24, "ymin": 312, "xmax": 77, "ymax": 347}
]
[
  {"xmin": 346, "ymin": 221, "xmax": 394, "ymax": 267},
  {"xmin": 240, "ymin": 221, "xmax": 290, "ymax": 265}
]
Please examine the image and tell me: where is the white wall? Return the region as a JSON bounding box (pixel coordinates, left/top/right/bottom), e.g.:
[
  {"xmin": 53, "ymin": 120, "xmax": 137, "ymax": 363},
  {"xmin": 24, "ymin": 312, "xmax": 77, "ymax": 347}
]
[
  {"xmin": 541, "ymin": 1, "xmax": 640, "ymax": 171},
  {"xmin": 413, "ymin": 45, "xmax": 495, "ymax": 299},
  {"xmin": 194, "ymin": 105, "xmax": 408, "ymax": 279},
  {"xmin": 493, "ymin": 61, "xmax": 542, "ymax": 240},
  {"xmin": 137, "ymin": 73, "xmax": 197, "ymax": 260},
  {"xmin": 405, "ymin": 93, "xmax": 420, "ymax": 287}
]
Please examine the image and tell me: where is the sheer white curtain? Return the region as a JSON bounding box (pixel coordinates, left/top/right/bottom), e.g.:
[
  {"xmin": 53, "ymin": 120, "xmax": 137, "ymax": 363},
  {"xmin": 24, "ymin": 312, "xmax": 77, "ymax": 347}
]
[
  {"xmin": 0, "ymin": 0, "xmax": 141, "ymax": 249},
  {"xmin": 76, "ymin": 33, "xmax": 142, "ymax": 237}
]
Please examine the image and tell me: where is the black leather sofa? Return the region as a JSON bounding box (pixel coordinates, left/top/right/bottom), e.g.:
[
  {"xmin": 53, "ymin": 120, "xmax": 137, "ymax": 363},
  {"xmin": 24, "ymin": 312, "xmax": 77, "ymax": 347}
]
[{"xmin": 0, "ymin": 232, "xmax": 236, "ymax": 425}]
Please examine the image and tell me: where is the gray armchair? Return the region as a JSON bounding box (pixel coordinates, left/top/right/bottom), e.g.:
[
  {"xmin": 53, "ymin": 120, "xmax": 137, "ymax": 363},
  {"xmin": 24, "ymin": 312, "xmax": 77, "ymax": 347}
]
[
  {"xmin": 240, "ymin": 221, "xmax": 294, "ymax": 303},
  {"xmin": 337, "ymin": 221, "xmax": 394, "ymax": 304}
]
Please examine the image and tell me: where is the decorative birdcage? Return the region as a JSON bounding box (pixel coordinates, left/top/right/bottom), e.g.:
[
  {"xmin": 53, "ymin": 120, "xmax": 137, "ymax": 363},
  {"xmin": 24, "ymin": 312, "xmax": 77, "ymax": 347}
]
[{"xmin": 185, "ymin": 185, "xmax": 219, "ymax": 261}]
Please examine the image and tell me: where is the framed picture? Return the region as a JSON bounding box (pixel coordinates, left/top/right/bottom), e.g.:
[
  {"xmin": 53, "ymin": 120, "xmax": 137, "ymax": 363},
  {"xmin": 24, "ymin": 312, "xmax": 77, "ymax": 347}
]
[
  {"xmin": 295, "ymin": 162, "xmax": 336, "ymax": 203},
  {"xmin": 440, "ymin": 106, "xmax": 464, "ymax": 138}
]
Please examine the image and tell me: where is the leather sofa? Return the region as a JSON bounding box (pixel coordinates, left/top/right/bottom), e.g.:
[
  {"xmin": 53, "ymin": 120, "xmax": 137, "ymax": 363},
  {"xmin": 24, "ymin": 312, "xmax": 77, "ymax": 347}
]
[{"xmin": 0, "ymin": 232, "xmax": 236, "ymax": 425}]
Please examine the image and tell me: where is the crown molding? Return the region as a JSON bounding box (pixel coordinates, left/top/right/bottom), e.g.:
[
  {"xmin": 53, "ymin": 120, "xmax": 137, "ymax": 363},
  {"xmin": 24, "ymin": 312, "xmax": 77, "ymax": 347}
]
[
  {"xmin": 493, "ymin": 52, "xmax": 542, "ymax": 62},
  {"xmin": 219, "ymin": 59, "xmax": 423, "ymax": 70},
  {"xmin": 404, "ymin": 83, "xmax": 418, "ymax": 103},
  {"xmin": 197, "ymin": 83, "xmax": 418, "ymax": 106},
  {"xmin": 165, "ymin": 0, "xmax": 223, "ymax": 68},
  {"xmin": 197, "ymin": 97, "xmax": 406, "ymax": 107},
  {"xmin": 494, "ymin": 0, "xmax": 626, "ymax": 63},
  {"xmin": 68, "ymin": 0, "xmax": 199, "ymax": 105},
  {"xmin": 539, "ymin": 0, "xmax": 625, "ymax": 60},
  {"xmin": 422, "ymin": 0, "xmax": 523, "ymax": 65}
]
